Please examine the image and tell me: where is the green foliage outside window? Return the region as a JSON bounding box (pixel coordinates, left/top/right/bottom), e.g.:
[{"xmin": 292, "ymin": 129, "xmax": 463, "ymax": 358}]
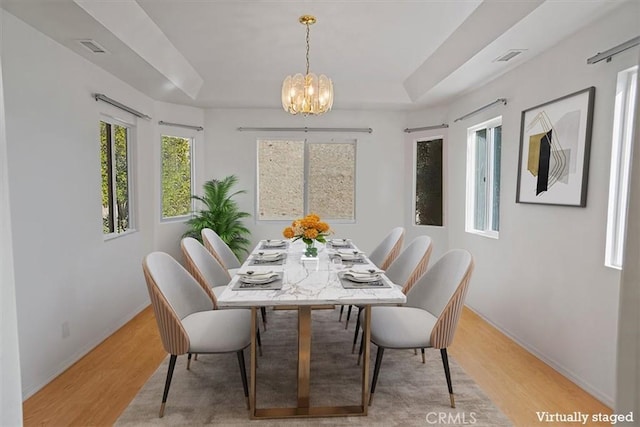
[
  {"xmin": 161, "ymin": 135, "xmax": 192, "ymax": 218},
  {"xmin": 101, "ymin": 121, "xmax": 130, "ymax": 234}
]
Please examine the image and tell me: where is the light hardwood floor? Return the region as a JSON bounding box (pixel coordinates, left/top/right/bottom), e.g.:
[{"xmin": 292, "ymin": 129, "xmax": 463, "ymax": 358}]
[{"xmin": 23, "ymin": 306, "xmax": 612, "ymax": 426}]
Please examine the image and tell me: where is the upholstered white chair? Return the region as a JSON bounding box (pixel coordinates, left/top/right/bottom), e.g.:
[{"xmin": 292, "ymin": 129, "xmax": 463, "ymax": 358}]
[
  {"xmin": 368, "ymin": 226, "xmax": 405, "ymax": 270},
  {"xmin": 181, "ymin": 237, "xmax": 262, "ymax": 354},
  {"xmin": 362, "ymin": 249, "xmax": 474, "ymax": 407},
  {"xmin": 142, "ymin": 252, "xmax": 251, "ymax": 417},
  {"xmin": 339, "ymin": 227, "xmax": 405, "ymax": 323},
  {"xmin": 350, "ymin": 235, "xmax": 433, "ymax": 350},
  {"xmin": 201, "ymin": 228, "xmax": 268, "ymax": 329},
  {"xmin": 201, "ymin": 228, "xmax": 242, "ymax": 277},
  {"xmin": 181, "ymin": 237, "xmax": 230, "ymax": 309}
]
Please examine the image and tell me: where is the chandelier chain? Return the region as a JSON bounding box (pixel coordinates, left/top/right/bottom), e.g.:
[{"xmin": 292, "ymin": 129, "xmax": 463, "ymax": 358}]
[{"xmin": 305, "ymin": 23, "xmax": 310, "ymax": 75}]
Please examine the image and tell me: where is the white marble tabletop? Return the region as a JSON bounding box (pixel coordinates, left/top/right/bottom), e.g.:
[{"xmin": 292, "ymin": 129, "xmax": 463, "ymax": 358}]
[{"xmin": 217, "ymin": 239, "xmax": 407, "ymax": 307}]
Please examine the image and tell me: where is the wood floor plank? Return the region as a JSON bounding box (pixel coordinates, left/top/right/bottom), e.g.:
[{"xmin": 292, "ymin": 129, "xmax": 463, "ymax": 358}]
[{"xmin": 23, "ymin": 305, "xmax": 612, "ymax": 426}]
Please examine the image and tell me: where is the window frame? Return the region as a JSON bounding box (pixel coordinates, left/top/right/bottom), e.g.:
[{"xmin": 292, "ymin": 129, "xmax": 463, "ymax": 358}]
[
  {"xmin": 160, "ymin": 129, "xmax": 196, "ymax": 222},
  {"xmin": 100, "ymin": 114, "xmax": 135, "ymax": 240},
  {"xmin": 465, "ymin": 116, "xmax": 502, "ymax": 239},
  {"xmin": 605, "ymin": 65, "xmax": 638, "ymax": 269},
  {"xmin": 412, "ymin": 135, "xmax": 445, "ymax": 227},
  {"xmin": 256, "ymin": 138, "xmax": 357, "ymax": 223}
]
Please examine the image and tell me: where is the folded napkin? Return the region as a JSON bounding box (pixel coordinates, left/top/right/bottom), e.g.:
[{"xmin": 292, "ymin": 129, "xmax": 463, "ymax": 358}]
[
  {"xmin": 329, "ymin": 239, "xmax": 351, "ymax": 247},
  {"xmin": 263, "ymin": 239, "xmax": 286, "ymax": 247},
  {"xmin": 337, "ymin": 249, "xmax": 364, "ymax": 260}
]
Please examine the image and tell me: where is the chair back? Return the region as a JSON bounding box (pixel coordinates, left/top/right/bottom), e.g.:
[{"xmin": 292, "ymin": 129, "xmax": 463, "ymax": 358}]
[
  {"xmin": 406, "ymin": 249, "xmax": 474, "ymax": 349},
  {"xmin": 368, "ymin": 227, "xmax": 405, "ymax": 270},
  {"xmin": 384, "ymin": 235, "xmax": 432, "ymax": 294},
  {"xmin": 201, "ymin": 228, "xmax": 242, "ymax": 270},
  {"xmin": 181, "ymin": 237, "xmax": 231, "ymax": 308},
  {"xmin": 142, "ymin": 252, "xmax": 214, "ymax": 355}
]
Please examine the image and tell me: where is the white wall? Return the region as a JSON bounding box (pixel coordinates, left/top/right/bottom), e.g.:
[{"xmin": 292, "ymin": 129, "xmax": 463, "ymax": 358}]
[
  {"xmin": 202, "ymin": 108, "xmax": 409, "ymax": 257},
  {"xmin": 0, "ymin": 11, "xmax": 24, "ymax": 422},
  {"xmin": 413, "ymin": 3, "xmax": 638, "ymax": 405},
  {"xmin": 2, "ymin": 12, "xmax": 159, "ymax": 398}
]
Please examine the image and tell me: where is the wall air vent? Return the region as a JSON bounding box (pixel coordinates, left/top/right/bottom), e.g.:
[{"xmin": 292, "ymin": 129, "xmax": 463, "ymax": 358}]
[
  {"xmin": 493, "ymin": 49, "xmax": 526, "ymax": 62},
  {"xmin": 77, "ymin": 39, "xmax": 108, "ymax": 54}
]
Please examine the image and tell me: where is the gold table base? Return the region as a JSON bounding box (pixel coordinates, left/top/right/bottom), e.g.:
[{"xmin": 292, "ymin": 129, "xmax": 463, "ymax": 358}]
[{"xmin": 249, "ymin": 305, "xmax": 372, "ymax": 419}]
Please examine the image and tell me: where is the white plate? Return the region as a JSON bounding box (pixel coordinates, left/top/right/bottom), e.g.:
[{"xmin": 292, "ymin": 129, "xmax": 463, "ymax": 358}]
[
  {"xmin": 254, "ymin": 252, "xmax": 285, "ymax": 260},
  {"xmin": 342, "ymin": 272, "xmax": 381, "ymax": 283},
  {"xmin": 263, "ymin": 240, "xmax": 287, "ymax": 247},
  {"xmin": 240, "ymin": 273, "xmax": 279, "ymax": 284}
]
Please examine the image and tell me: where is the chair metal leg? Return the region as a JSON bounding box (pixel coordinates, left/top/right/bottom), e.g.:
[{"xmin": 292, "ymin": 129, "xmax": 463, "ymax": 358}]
[
  {"xmin": 369, "ymin": 347, "xmax": 385, "ymax": 406},
  {"xmin": 186, "ymin": 353, "xmax": 192, "ymax": 370},
  {"xmin": 414, "ymin": 349, "xmax": 418, "ymax": 355},
  {"xmin": 339, "ymin": 305, "xmax": 344, "ymax": 322},
  {"xmin": 256, "ymin": 327, "xmax": 263, "ymax": 357},
  {"xmin": 345, "ymin": 305, "xmax": 353, "ymax": 329},
  {"xmin": 159, "ymin": 354, "xmax": 177, "ymax": 418},
  {"xmin": 194, "ymin": 353, "xmax": 198, "ymax": 361},
  {"xmin": 351, "ymin": 312, "xmax": 361, "ymax": 353},
  {"xmin": 357, "ymin": 329, "xmax": 364, "ymax": 365},
  {"xmin": 421, "ymin": 348, "xmax": 426, "ymax": 363},
  {"xmin": 440, "ymin": 348, "xmax": 455, "ymax": 408},
  {"xmin": 260, "ymin": 307, "xmax": 267, "ymax": 331},
  {"xmin": 237, "ymin": 350, "xmax": 249, "ymax": 409}
]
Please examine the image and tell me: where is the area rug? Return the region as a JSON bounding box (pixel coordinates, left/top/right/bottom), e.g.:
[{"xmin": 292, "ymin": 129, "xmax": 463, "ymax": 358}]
[{"xmin": 116, "ymin": 308, "xmax": 512, "ymax": 426}]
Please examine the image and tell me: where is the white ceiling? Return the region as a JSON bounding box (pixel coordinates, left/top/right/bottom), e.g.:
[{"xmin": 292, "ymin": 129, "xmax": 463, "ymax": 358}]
[{"xmin": 1, "ymin": 0, "xmax": 628, "ymax": 111}]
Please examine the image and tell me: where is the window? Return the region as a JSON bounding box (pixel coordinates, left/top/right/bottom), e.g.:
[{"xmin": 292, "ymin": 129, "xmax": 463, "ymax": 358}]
[
  {"xmin": 414, "ymin": 137, "xmax": 443, "ymax": 226},
  {"xmin": 466, "ymin": 117, "xmax": 501, "ymax": 238},
  {"xmin": 100, "ymin": 119, "xmax": 133, "ymax": 235},
  {"xmin": 606, "ymin": 66, "xmax": 637, "ymax": 269},
  {"xmin": 257, "ymin": 139, "xmax": 356, "ymax": 221},
  {"xmin": 161, "ymin": 134, "xmax": 194, "ymax": 219}
]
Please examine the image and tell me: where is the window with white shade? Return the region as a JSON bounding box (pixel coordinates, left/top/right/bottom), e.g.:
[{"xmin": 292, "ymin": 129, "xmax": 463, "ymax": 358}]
[
  {"xmin": 257, "ymin": 139, "xmax": 356, "ymax": 221},
  {"xmin": 605, "ymin": 65, "xmax": 637, "ymax": 269},
  {"xmin": 466, "ymin": 117, "xmax": 502, "ymax": 238}
]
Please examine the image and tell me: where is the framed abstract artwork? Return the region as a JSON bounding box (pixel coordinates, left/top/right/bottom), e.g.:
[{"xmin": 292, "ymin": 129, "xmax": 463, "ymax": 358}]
[{"xmin": 516, "ymin": 87, "xmax": 595, "ymax": 207}]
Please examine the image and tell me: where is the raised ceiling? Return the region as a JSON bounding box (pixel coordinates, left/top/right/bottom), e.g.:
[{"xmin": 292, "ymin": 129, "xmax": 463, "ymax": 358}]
[{"xmin": 1, "ymin": 0, "xmax": 628, "ymax": 111}]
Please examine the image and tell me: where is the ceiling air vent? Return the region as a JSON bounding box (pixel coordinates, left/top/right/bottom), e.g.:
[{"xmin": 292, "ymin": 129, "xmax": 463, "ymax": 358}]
[
  {"xmin": 77, "ymin": 39, "xmax": 108, "ymax": 54},
  {"xmin": 493, "ymin": 49, "xmax": 526, "ymax": 62}
]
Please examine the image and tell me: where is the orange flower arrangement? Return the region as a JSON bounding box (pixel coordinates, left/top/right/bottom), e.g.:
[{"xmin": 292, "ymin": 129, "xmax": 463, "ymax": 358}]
[{"xmin": 283, "ymin": 214, "xmax": 331, "ymax": 257}]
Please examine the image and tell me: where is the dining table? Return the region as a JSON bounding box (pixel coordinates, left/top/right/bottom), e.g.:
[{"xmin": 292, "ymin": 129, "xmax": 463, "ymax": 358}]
[{"xmin": 216, "ymin": 238, "xmax": 406, "ymax": 419}]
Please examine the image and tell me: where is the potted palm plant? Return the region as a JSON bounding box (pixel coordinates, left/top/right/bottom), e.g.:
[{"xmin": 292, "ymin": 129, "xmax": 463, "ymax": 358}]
[{"xmin": 183, "ymin": 175, "xmax": 251, "ymax": 258}]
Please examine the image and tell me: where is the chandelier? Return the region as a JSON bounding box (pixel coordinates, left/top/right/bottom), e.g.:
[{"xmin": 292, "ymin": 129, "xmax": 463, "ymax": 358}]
[{"xmin": 282, "ymin": 15, "xmax": 334, "ymax": 115}]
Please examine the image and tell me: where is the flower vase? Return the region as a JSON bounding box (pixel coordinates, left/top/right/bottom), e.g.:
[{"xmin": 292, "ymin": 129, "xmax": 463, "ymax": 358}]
[{"xmin": 303, "ymin": 241, "xmax": 318, "ymax": 259}]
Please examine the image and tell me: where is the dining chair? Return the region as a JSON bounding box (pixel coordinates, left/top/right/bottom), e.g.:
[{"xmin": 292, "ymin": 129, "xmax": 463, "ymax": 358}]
[
  {"xmin": 201, "ymin": 228, "xmax": 269, "ymax": 329},
  {"xmin": 339, "ymin": 227, "xmax": 405, "ymax": 323},
  {"xmin": 368, "ymin": 226, "xmax": 405, "ymax": 270},
  {"xmin": 363, "ymin": 249, "xmax": 474, "ymax": 407},
  {"xmin": 142, "ymin": 251, "xmax": 251, "ymax": 417},
  {"xmin": 181, "ymin": 237, "xmax": 230, "ymax": 309},
  {"xmin": 349, "ymin": 235, "xmax": 433, "ymax": 350},
  {"xmin": 201, "ymin": 228, "xmax": 242, "ymax": 277},
  {"xmin": 181, "ymin": 237, "xmax": 262, "ymax": 354}
]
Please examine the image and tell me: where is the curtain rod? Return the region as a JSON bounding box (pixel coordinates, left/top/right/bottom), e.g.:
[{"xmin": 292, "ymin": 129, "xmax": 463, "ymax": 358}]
[
  {"xmin": 237, "ymin": 126, "xmax": 373, "ymax": 134},
  {"xmin": 158, "ymin": 120, "xmax": 204, "ymax": 131},
  {"xmin": 587, "ymin": 36, "xmax": 640, "ymax": 64},
  {"xmin": 93, "ymin": 93, "xmax": 151, "ymax": 119},
  {"xmin": 454, "ymin": 98, "xmax": 507, "ymax": 123},
  {"xmin": 403, "ymin": 124, "xmax": 449, "ymax": 133}
]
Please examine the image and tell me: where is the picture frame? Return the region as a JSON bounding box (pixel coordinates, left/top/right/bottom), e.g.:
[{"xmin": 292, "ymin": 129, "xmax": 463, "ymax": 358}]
[{"xmin": 516, "ymin": 87, "xmax": 595, "ymax": 207}]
